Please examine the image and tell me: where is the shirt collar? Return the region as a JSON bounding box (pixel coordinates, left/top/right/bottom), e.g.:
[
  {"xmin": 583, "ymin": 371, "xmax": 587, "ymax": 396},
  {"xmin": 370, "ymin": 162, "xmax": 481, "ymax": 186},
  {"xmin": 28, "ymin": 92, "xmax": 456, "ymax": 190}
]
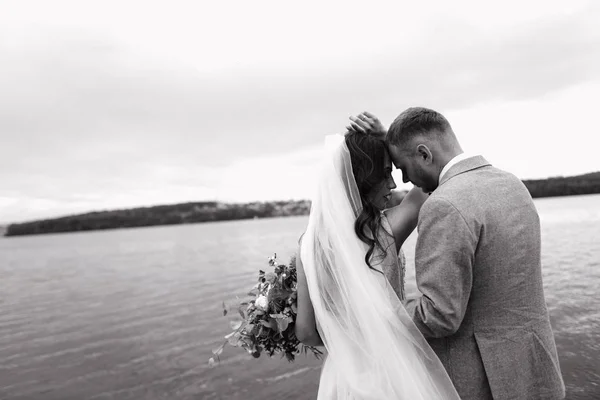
[{"xmin": 438, "ymin": 152, "xmax": 472, "ymax": 184}]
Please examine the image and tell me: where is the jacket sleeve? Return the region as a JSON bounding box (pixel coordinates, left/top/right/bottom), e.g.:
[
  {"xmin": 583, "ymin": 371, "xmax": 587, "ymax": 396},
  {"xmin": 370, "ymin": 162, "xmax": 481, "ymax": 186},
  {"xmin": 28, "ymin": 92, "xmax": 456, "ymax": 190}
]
[{"xmin": 410, "ymin": 196, "xmax": 478, "ymax": 338}]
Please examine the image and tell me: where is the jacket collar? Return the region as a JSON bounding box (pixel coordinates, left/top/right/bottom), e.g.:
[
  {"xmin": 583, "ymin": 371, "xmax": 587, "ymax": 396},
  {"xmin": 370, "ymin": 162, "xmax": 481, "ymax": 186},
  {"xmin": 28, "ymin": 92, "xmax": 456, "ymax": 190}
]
[{"xmin": 439, "ymin": 155, "xmax": 491, "ymax": 186}]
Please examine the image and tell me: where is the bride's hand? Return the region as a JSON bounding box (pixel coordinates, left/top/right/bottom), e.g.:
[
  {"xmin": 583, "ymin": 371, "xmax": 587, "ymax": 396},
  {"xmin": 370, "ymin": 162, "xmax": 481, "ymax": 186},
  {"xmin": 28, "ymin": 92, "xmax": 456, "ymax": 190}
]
[{"xmin": 346, "ymin": 111, "xmax": 386, "ymax": 139}]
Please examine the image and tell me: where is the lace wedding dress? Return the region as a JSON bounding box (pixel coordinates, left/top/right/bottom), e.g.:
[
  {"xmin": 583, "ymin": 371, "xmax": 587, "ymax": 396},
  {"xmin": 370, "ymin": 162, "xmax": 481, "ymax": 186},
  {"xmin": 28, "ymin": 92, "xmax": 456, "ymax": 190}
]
[{"xmin": 376, "ymin": 213, "xmax": 406, "ymax": 302}]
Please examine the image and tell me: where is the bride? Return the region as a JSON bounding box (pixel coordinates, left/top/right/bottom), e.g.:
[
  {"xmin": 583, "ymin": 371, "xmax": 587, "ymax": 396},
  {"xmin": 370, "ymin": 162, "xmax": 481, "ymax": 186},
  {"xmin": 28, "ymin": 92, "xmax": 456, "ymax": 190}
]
[{"xmin": 294, "ymin": 126, "xmax": 460, "ymax": 399}]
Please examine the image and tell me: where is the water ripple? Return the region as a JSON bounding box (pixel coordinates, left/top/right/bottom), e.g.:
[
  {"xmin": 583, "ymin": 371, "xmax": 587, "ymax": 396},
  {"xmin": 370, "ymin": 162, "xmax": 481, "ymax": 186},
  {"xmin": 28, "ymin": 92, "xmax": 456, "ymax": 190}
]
[{"xmin": 1, "ymin": 195, "xmax": 599, "ymax": 399}]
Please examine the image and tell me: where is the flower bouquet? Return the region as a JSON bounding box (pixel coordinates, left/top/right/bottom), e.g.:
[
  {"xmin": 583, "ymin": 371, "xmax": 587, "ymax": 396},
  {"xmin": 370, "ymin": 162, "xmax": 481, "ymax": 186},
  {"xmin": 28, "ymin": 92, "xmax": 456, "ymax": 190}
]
[{"xmin": 209, "ymin": 253, "xmax": 323, "ymax": 366}]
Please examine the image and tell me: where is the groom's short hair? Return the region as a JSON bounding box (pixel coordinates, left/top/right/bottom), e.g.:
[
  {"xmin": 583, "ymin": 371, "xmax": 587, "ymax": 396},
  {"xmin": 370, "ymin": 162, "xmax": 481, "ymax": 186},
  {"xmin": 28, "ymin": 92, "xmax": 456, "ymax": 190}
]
[{"xmin": 387, "ymin": 107, "xmax": 452, "ymax": 146}]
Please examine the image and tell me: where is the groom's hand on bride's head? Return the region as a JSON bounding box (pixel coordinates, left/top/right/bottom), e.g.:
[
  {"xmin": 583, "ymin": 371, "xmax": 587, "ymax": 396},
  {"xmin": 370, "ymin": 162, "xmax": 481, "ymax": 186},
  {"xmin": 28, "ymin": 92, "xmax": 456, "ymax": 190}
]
[{"xmin": 346, "ymin": 111, "xmax": 387, "ymax": 140}]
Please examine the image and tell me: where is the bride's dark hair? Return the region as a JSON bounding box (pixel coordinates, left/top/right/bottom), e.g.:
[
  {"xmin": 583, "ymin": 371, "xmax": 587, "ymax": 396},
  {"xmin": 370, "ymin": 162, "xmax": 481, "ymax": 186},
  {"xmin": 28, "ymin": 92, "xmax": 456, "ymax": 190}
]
[{"xmin": 344, "ymin": 131, "xmax": 389, "ymax": 270}]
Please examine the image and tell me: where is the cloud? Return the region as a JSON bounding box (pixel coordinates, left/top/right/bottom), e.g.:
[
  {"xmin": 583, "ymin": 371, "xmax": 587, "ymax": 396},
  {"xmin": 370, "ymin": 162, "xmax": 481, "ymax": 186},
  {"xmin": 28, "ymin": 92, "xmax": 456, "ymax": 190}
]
[
  {"xmin": 215, "ymin": 145, "xmax": 324, "ymax": 203},
  {"xmin": 2, "ymin": 5, "xmax": 599, "ymax": 162},
  {"xmin": 0, "ymin": 0, "xmax": 599, "ymax": 222}
]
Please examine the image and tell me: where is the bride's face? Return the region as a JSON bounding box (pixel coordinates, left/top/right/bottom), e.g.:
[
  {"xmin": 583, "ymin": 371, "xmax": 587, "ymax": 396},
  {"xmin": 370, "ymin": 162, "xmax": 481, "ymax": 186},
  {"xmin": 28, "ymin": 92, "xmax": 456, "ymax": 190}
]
[{"xmin": 367, "ymin": 152, "xmax": 397, "ymax": 210}]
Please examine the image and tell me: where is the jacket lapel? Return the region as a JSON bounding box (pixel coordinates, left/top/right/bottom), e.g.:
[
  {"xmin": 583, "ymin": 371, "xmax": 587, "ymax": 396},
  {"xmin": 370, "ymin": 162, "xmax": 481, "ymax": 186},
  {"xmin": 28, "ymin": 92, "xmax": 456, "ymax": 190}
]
[{"xmin": 439, "ymin": 156, "xmax": 491, "ymax": 187}]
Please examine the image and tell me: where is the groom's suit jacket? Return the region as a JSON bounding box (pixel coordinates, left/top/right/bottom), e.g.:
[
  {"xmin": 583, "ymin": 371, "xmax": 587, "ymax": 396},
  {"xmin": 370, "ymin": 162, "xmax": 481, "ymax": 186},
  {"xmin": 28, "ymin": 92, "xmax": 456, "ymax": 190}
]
[{"xmin": 406, "ymin": 156, "xmax": 565, "ymax": 400}]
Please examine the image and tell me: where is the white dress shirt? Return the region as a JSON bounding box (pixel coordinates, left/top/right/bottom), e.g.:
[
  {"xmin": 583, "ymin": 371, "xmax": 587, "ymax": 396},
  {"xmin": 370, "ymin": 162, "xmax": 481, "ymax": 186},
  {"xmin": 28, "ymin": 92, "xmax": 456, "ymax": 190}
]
[{"xmin": 438, "ymin": 152, "xmax": 473, "ymax": 184}]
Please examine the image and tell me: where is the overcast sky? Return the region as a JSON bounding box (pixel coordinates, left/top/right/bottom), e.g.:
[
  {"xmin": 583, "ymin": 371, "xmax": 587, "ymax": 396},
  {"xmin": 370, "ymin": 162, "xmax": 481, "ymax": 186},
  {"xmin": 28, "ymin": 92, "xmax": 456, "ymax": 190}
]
[{"xmin": 1, "ymin": 0, "xmax": 599, "ymax": 224}]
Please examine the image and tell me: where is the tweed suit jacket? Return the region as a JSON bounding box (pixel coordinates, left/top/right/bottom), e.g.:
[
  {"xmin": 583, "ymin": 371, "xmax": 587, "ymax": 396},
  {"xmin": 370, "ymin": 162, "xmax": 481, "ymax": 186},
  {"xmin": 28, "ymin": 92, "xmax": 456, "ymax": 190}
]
[{"xmin": 406, "ymin": 156, "xmax": 565, "ymax": 400}]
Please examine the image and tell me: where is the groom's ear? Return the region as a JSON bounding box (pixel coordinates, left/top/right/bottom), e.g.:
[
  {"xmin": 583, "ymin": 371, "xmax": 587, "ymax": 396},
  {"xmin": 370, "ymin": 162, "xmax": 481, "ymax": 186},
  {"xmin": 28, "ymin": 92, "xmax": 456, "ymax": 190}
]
[{"xmin": 416, "ymin": 144, "xmax": 433, "ymax": 165}]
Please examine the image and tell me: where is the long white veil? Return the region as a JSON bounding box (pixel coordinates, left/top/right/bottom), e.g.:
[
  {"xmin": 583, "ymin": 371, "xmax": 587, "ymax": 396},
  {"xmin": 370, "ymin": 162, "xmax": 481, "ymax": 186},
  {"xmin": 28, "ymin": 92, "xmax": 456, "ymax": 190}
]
[{"xmin": 300, "ymin": 134, "xmax": 460, "ymax": 400}]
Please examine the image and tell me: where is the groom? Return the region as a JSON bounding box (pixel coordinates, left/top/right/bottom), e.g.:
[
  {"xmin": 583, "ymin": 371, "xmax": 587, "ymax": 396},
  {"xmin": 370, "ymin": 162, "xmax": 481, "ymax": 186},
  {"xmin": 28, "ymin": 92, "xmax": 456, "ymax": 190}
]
[{"xmin": 350, "ymin": 108, "xmax": 565, "ymax": 400}]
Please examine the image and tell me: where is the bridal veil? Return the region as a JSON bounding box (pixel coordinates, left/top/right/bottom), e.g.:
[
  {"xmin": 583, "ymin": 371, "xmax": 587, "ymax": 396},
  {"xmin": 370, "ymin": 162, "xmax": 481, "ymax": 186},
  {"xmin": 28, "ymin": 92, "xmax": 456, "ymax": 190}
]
[{"xmin": 300, "ymin": 134, "xmax": 460, "ymax": 400}]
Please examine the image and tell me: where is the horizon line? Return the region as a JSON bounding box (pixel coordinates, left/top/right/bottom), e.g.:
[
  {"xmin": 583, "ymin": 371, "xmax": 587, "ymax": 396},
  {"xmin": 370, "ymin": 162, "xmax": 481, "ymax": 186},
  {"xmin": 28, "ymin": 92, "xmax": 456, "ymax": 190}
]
[{"xmin": 2, "ymin": 170, "xmax": 599, "ymax": 227}]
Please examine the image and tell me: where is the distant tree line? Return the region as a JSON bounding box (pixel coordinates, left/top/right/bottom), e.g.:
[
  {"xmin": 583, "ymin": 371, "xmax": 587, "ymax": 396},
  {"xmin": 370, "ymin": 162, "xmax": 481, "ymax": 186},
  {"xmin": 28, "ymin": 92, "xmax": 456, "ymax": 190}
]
[
  {"xmin": 4, "ymin": 200, "xmax": 310, "ymax": 237},
  {"xmin": 522, "ymin": 172, "xmax": 600, "ymax": 198},
  {"xmin": 4, "ymin": 172, "xmax": 600, "ymax": 237}
]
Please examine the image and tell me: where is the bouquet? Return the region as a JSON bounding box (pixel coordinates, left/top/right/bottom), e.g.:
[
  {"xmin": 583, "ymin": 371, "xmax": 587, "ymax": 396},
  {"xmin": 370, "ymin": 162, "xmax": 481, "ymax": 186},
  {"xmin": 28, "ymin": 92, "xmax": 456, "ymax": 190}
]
[{"xmin": 209, "ymin": 253, "xmax": 323, "ymax": 366}]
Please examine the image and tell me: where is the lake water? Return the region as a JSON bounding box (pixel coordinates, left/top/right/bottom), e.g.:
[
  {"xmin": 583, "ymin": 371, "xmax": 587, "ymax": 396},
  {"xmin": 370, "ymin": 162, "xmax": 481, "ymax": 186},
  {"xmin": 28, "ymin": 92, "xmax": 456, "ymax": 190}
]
[{"xmin": 1, "ymin": 194, "xmax": 599, "ymax": 400}]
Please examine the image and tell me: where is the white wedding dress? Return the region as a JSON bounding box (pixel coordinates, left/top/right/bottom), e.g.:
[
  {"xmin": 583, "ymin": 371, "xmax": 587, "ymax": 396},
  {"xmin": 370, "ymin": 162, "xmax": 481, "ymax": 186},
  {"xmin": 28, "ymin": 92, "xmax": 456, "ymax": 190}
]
[{"xmin": 300, "ymin": 135, "xmax": 460, "ymax": 400}]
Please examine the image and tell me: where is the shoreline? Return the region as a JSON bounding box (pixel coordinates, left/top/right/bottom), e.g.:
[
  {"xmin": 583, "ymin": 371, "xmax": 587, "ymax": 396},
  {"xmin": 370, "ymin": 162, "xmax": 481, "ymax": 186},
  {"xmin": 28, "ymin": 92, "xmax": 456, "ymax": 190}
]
[{"xmin": 5, "ymin": 171, "xmax": 600, "ymax": 237}]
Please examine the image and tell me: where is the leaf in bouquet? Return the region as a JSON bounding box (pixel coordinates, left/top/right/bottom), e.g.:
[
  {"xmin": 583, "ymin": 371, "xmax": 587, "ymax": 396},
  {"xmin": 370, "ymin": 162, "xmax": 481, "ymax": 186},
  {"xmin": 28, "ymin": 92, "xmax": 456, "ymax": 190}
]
[
  {"xmin": 212, "ymin": 344, "xmax": 224, "ymax": 356},
  {"xmin": 265, "ymin": 272, "xmax": 277, "ymax": 284},
  {"xmin": 247, "ymin": 288, "xmax": 259, "ymax": 297},
  {"xmin": 268, "ymin": 253, "xmax": 277, "ymax": 266},
  {"xmin": 241, "ymin": 335, "xmax": 255, "ymax": 349},
  {"xmin": 259, "ymin": 319, "xmax": 272, "ymax": 328},
  {"xmin": 230, "ymin": 320, "xmax": 243, "ymax": 330},
  {"xmin": 250, "ymin": 324, "xmax": 261, "ymax": 337},
  {"xmin": 269, "ymin": 288, "xmax": 293, "ymax": 305},
  {"xmin": 269, "ymin": 313, "xmax": 291, "ymax": 333},
  {"xmin": 313, "ymin": 347, "xmax": 325, "ymax": 359},
  {"xmin": 275, "ymin": 318, "xmax": 289, "ymax": 333},
  {"xmin": 224, "ymin": 331, "xmax": 235, "ymax": 340},
  {"xmin": 291, "ymin": 303, "xmax": 297, "ymax": 314},
  {"xmin": 227, "ymin": 332, "xmax": 243, "ymax": 347},
  {"xmin": 260, "ymin": 319, "xmax": 276, "ymax": 330},
  {"xmin": 302, "ymin": 345, "xmax": 324, "ymax": 360}
]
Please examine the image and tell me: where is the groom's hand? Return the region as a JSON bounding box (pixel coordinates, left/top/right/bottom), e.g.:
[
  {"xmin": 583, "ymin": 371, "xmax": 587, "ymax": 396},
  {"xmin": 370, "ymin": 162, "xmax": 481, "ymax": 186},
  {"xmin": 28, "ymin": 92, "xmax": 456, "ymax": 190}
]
[{"xmin": 346, "ymin": 111, "xmax": 387, "ymax": 140}]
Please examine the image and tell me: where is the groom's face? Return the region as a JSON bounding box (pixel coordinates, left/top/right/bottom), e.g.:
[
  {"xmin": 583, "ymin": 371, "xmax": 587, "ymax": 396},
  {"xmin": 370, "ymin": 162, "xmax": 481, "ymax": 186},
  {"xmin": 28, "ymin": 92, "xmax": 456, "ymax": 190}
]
[{"xmin": 388, "ymin": 144, "xmax": 438, "ymax": 193}]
